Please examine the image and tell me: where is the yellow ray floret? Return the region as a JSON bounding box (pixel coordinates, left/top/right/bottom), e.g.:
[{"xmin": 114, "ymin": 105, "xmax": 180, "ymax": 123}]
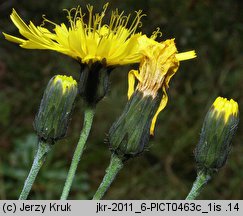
[
  {"xmin": 212, "ymin": 97, "xmax": 239, "ymax": 123},
  {"xmin": 3, "ymin": 3, "xmax": 151, "ymax": 66},
  {"xmin": 128, "ymin": 36, "xmax": 196, "ymax": 135}
]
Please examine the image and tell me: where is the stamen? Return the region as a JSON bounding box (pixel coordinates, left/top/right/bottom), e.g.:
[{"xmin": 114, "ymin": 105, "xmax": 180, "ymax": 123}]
[
  {"xmin": 76, "ymin": 10, "xmax": 86, "ymax": 27},
  {"xmin": 98, "ymin": 6, "xmax": 106, "ymax": 29},
  {"xmin": 73, "ymin": 6, "xmax": 80, "ymax": 22},
  {"xmin": 114, "ymin": 11, "xmax": 124, "ymax": 31},
  {"xmin": 41, "ymin": 15, "xmax": 58, "ymax": 27},
  {"xmin": 151, "ymin": 27, "xmax": 162, "ymax": 39},
  {"xmin": 102, "ymin": 2, "xmax": 109, "ymax": 11},
  {"xmin": 123, "ymin": 14, "xmax": 130, "ymax": 28},
  {"xmin": 108, "ymin": 10, "xmax": 115, "ymax": 30},
  {"xmin": 128, "ymin": 10, "xmax": 145, "ymax": 35},
  {"xmin": 63, "ymin": 8, "xmax": 77, "ymax": 28},
  {"xmin": 87, "ymin": 4, "xmax": 93, "ymax": 33}
]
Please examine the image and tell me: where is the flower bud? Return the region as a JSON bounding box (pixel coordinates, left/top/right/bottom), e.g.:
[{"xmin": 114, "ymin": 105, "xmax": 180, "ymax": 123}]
[
  {"xmin": 79, "ymin": 62, "xmax": 113, "ymax": 106},
  {"xmin": 108, "ymin": 90, "xmax": 161, "ymax": 160},
  {"xmin": 195, "ymin": 97, "xmax": 239, "ymax": 173},
  {"xmin": 34, "ymin": 75, "xmax": 78, "ymax": 143}
]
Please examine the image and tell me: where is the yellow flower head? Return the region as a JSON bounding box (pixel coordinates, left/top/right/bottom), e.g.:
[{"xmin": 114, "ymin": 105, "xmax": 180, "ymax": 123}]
[
  {"xmin": 128, "ymin": 36, "xmax": 196, "ymax": 134},
  {"xmin": 3, "ymin": 3, "xmax": 148, "ymax": 66},
  {"xmin": 212, "ymin": 97, "xmax": 239, "ymax": 123}
]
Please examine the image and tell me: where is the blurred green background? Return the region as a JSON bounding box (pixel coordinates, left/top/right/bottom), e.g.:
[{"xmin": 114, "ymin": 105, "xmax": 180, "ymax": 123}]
[{"xmin": 0, "ymin": 0, "xmax": 242, "ymax": 199}]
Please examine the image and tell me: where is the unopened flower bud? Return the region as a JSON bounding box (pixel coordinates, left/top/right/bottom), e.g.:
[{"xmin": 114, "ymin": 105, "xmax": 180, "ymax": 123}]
[
  {"xmin": 34, "ymin": 75, "xmax": 78, "ymax": 143},
  {"xmin": 108, "ymin": 91, "xmax": 161, "ymax": 160},
  {"xmin": 195, "ymin": 97, "xmax": 239, "ymax": 173}
]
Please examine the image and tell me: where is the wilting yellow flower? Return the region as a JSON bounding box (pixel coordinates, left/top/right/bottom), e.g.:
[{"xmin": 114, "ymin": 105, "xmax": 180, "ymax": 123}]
[
  {"xmin": 3, "ymin": 3, "xmax": 148, "ymax": 66},
  {"xmin": 128, "ymin": 36, "xmax": 196, "ymax": 134},
  {"xmin": 108, "ymin": 36, "xmax": 196, "ymax": 158}
]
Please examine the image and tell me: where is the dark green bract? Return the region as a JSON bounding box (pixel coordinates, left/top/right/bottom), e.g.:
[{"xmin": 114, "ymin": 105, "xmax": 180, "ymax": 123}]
[
  {"xmin": 79, "ymin": 62, "xmax": 113, "ymax": 106},
  {"xmin": 108, "ymin": 91, "xmax": 161, "ymax": 159}
]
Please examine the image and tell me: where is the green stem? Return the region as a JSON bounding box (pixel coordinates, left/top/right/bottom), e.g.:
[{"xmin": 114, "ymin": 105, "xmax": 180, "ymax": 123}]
[
  {"xmin": 92, "ymin": 154, "xmax": 123, "ymax": 200},
  {"xmin": 61, "ymin": 107, "xmax": 95, "ymax": 200},
  {"xmin": 186, "ymin": 171, "xmax": 211, "ymax": 200},
  {"xmin": 19, "ymin": 140, "xmax": 51, "ymax": 200}
]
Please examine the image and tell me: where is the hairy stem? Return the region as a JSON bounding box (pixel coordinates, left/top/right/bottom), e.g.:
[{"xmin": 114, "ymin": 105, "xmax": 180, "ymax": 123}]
[
  {"xmin": 61, "ymin": 107, "xmax": 95, "ymax": 200},
  {"xmin": 19, "ymin": 140, "xmax": 51, "ymax": 200},
  {"xmin": 93, "ymin": 154, "xmax": 123, "ymax": 200},
  {"xmin": 186, "ymin": 171, "xmax": 211, "ymax": 200}
]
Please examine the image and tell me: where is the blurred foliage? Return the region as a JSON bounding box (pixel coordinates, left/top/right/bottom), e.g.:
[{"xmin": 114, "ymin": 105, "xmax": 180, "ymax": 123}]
[{"xmin": 0, "ymin": 0, "xmax": 242, "ymax": 199}]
